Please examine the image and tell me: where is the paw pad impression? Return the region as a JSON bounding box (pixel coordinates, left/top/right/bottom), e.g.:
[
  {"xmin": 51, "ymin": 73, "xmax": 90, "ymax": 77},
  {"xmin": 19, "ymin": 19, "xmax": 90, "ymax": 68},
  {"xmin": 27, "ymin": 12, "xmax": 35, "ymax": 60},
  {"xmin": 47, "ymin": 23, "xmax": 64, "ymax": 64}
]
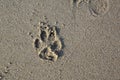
[{"xmin": 34, "ymin": 21, "xmax": 64, "ymax": 61}]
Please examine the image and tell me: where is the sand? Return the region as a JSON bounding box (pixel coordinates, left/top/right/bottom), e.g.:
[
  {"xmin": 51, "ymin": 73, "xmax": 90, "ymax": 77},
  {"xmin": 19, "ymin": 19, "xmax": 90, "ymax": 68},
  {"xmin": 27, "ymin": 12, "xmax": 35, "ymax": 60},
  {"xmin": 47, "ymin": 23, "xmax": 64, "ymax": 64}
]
[{"xmin": 0, "ymin": 0, "xmax": 120, "ymax": 80}]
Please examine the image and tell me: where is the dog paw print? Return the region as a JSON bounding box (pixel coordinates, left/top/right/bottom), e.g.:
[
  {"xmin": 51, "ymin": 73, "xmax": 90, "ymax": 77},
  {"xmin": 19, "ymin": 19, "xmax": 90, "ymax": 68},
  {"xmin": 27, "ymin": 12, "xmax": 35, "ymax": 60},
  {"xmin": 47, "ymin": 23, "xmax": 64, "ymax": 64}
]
[
  {"xmin": 74, "ymin": 0, "xmax": 109, "ymax": 17},
  {"xmin": 34, "ymin": 21, "xmax": 64, "ymax": 61}
]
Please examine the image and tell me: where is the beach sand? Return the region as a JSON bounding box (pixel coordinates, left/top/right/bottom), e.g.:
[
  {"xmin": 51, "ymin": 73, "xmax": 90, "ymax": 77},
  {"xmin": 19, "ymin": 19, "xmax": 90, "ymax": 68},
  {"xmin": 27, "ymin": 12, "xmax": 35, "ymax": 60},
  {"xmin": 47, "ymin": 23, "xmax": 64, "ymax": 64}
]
[{"xmin": 0, "ymin": 0, "xmax": 120, "ymax": 80}]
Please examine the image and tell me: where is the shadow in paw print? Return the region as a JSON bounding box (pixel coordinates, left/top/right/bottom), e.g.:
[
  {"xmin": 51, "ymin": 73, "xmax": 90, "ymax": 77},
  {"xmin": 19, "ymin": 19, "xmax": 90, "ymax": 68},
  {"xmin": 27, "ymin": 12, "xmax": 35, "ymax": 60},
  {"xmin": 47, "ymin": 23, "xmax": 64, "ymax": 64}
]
[
  {"xmin": 73, "ymin": 0, "xmax": 77, "ymax": 3},
  {"xmin": 55, "ymin": 50, "xmax": 64, "ymax": 57},
  {"xmin": 50, "ymin": 41, "xmax": 58, "ymax": 51},
  {"xmin": 40, "ymin": 30, "xmax": 47, "ymax": 42},
  {"xmin": 0, "ymin": 73, "xmax": 4, "ymax": 80},
  {"xmin": 39, "ymin": 48, "xmax": 47, "ymax": 59},
  {"xmin": 53, "ymin": 26, "xmax": 65, "ymax": 49},
  {"xmin": 59, "ymin": 37, "xmax": 65, "ymax": 49},
  {"xmin": 34, "ymin": 38, "xmax": 40, "ymax": 49},
  {"xmin": 50, "ymin": 38, "xmax": 65, "ymax": 58},
  {"xmin": 48, "ymin": 31, "xmax": 55, "ymax": 41},
  {"xmin": 55, "ymin": 26, "xmax": 60, "ymax": 35},
  {"xmin": 47, "ymin": 55, "xmax": 54, "ymax": 61},
  {"xmin": 56, "ymin": 27, "xmax": 65, "ymax": 57},
  {"xmin": 58, "ymin": 38, "xmax": 65, "ymax": 57}
]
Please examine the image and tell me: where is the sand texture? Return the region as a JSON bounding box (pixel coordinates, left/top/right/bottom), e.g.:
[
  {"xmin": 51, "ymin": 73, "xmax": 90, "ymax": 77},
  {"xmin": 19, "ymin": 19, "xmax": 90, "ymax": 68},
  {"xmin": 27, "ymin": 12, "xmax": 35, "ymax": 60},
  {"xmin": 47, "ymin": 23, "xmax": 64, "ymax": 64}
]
[{"xmin": 0, "ymin": 0, "xmax": 120, "ymax": 80}]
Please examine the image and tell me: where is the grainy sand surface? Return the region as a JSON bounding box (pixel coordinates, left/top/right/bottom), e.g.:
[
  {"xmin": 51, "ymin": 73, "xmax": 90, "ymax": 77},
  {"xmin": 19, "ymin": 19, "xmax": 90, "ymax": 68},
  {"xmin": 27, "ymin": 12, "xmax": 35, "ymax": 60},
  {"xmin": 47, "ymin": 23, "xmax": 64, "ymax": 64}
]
[{"xmin": 0, "ymin": 0, "xmax": 120, "ymax": 80}]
